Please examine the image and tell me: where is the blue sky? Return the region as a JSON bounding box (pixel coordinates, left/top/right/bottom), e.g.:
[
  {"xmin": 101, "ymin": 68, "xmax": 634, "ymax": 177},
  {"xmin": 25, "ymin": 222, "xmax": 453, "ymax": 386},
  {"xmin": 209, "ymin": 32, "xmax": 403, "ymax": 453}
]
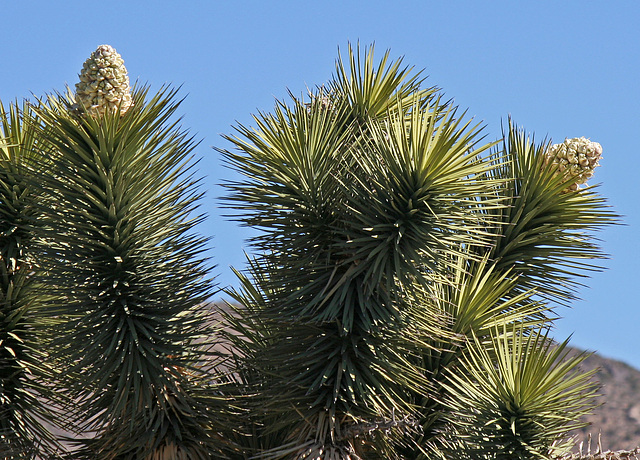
[{"xmin": 2, "ymin": 1, "xmax": 638, "ymax": 368}]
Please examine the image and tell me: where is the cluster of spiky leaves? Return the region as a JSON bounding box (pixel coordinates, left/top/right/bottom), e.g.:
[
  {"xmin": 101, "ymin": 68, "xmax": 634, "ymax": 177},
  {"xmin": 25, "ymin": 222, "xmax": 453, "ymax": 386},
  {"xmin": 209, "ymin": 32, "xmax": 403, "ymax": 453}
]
[
  {"xmin": 486, "ymin": 124, "xmax": 615, "ymax": 304},
  {"xmin": 220, "ymin": 45, "xmax": 618, "ymax": 459},
  {"xmin": 439, "ymin": 327, "xmax": 598, "ymax": 459},
  {"xmin": 220, "ymin": 44, "xmax": 507, "ymax": 458},
  {"xmin": 401, "ymin": 123, "xmax": 617, "ymax": 459},
  {"xmin": 30, "ymin": 86, "xmax": 223, "ymax": 459},
  {"xmin": 0, "ymin": 101, "xmax": 67, "ymax": 458}
]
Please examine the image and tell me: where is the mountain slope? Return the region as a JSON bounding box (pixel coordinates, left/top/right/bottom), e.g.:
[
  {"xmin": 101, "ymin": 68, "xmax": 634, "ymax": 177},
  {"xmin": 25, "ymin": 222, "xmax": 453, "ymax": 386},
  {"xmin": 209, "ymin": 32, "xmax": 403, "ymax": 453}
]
[{"xmin": 568, "ymin": 347, "xmax": 640, "ymax": 451}]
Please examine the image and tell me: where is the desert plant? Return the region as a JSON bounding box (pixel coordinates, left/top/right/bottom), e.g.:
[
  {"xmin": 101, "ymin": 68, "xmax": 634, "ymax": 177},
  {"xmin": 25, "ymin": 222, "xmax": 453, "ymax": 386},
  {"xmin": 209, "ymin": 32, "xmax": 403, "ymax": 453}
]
[
  {"xmin": 26, "ymin": 45, "xmax": 223, "ymax": 459},
  {"xmin": 219, "ymin": 44, "xmax": 617, "ymax": 459},
  {"xmin": 0, "ymin": 42, "xmax": 618, "ymax": 460}
]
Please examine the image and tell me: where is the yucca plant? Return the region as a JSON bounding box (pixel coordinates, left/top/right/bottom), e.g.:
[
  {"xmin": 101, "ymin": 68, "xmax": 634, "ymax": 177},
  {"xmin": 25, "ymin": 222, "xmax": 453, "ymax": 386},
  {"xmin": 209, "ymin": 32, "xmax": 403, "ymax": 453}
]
[
  {"xmin": 220, "ymin": 44, "xmax": 618, "ymax": 459},
  {"xmin": 0, "ymin": 42, "xmax": 617, "ymax": 460},
  {"xmin": 26, "ymin": 45, "xmax": 224, "ymax": 459},
  {"xmin": 0, "ymin": 100, "xmax": 67, "ymax": 458}
]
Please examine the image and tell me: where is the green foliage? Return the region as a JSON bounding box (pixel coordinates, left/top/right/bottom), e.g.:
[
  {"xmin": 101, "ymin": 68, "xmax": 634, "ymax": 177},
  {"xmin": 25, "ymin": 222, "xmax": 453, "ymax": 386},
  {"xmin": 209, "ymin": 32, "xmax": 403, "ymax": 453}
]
[
  {"xmin": 0, "ymin": 43, "xmax": 619, "ymax": 460},
  {"xmin": 220, "ymin": 44, "xmax": 618, "ymax": 459},
  {"xmin": 487, "ymin": 122, "xmax": 614, "ymax": 303},
  {"xmin": 440, "ymin": 326, "xmax": 598, "ymax": 459},
  {"xmin": 221, "ymin": 43, "xmax": 504, "ymax": 458},
  {"xmin": 29, "ymin": 87, "xmax": 221, "ymax": 459},
  {"xmin": 0, "ymin": 100, "xmax": 66, "ymax": 458}
]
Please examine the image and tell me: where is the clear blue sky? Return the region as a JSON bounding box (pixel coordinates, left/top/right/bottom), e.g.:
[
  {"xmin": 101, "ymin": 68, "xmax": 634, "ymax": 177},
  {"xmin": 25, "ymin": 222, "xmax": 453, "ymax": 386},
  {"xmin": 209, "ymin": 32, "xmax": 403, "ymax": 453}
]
[{"xmin": 2, "ymin": 1, "xmax": 638, "ymax": 367}]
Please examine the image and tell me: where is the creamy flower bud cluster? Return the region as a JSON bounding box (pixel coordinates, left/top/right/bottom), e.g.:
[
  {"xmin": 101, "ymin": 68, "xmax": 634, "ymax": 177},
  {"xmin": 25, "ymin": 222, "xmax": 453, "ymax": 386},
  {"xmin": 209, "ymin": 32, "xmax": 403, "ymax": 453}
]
[
  {"xmin": 544, "ymin": 137, "xmax": 602, "ymax": 191},
  {"xmin": 305, "ymin": 86, "xmax": 334, "ymax": 112},
  {"xmin": 75, "ymin": 45, "xmax": 133, "ymax": 117}
]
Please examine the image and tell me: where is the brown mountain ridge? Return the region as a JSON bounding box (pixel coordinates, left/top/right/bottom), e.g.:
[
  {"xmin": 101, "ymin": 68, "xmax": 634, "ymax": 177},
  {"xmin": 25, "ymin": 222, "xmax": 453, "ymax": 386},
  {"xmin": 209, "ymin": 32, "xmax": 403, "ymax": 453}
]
[{"xmin": 568, "ymin": 347, "xmax": 640, "ymax": 452}]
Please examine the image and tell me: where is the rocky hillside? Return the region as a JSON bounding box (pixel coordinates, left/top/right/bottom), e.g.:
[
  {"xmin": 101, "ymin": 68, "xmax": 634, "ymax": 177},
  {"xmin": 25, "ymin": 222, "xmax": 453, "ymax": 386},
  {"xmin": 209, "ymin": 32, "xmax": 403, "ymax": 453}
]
[{"xmin": 568, "ymin": 347, "xmax": 640, "ymax": 452}]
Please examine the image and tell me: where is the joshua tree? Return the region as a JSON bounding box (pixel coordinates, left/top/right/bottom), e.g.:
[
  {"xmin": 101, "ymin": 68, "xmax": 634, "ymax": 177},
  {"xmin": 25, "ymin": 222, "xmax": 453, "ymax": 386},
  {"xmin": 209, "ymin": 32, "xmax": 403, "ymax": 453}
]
[
  {"xmin": 0, "ymin": 42, "xmax": 618, "ymax": 460},
  {"xmin": 220, "ymin": 45, "xmax": 617, "ymax": 459},
  {"xmin": 28, "ymin": 45, "xmax": 223, "ymax": 459}
]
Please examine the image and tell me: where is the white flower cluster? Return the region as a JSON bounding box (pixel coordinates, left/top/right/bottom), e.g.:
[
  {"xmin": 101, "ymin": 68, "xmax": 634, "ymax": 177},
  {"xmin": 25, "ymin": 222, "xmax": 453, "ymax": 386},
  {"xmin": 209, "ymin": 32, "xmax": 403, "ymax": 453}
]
[
  {"xmin": 305, "ymin": 86, "xmax": 334, "ymax": 112},
  {"xmin": 75, "ymin": 45, "xmax": 133, "ymax": 117},
  {"xmin": 544, "ymin": 137, "xmax": 602, "ymax": 191}
]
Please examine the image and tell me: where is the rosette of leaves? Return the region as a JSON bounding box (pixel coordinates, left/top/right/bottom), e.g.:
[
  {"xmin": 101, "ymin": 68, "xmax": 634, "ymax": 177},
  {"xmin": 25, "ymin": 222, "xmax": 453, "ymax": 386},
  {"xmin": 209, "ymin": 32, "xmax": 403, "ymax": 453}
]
[
  {"xmin": 402, "ymin": 125, "xmax": 617, "ymax": 459},
  {"xmin": 0, "ymin": 100, "xmax": 67, "ymax": 458},
  {"xmin": 404, "ymin": 123, "xmax": 618, "ymax": 459},
  {"xmin": 32, "ymin": 80, "xmax": 223, "ymax": 459},
  {"xmin": 438, "ymin": 325, "xmax": 598, "ymax": 460},
  {"xmin": 487, "ymin": 123, "xmax": 616, "ymax": 304}
]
